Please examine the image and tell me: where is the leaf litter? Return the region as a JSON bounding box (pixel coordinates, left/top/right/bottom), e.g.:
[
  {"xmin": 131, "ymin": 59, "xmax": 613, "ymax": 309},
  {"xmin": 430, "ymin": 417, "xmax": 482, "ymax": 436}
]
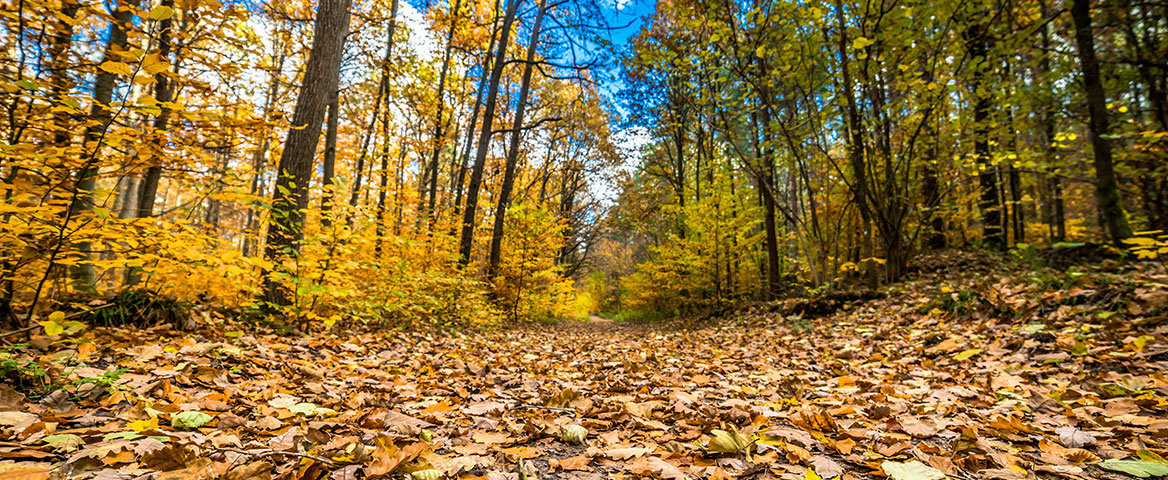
[{"xmin": 1, "ymin": 262, "xmax": 1167, "ymax": 479}]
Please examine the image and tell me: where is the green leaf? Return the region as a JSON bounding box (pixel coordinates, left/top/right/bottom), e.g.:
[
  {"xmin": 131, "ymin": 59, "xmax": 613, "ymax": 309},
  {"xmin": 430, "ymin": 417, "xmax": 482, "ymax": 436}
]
[
  {"xmin": 881, "ymin": 460, "xmax": 947, "ymax": 480},
  {"xmin": 852, "ymin": 37, "xmax": 874, "ymax": 50},
  {"xmin": 1071, "ymin": 343, "xmax": 1090, "ymax": 356},
  {"xmin": 104, "ymin": 431, "xmax": 142, "ymax": 441},
  {"xmin": 1098, "ymin": 459, "xmax": 1168, "ymax": 478},
  {"xmin": 15, "ymin": 79, "xmax": 39, "ymax": 91},
  {"xmin": 171, "ymin": 411, "xmax": 213, "ymax": 430}
]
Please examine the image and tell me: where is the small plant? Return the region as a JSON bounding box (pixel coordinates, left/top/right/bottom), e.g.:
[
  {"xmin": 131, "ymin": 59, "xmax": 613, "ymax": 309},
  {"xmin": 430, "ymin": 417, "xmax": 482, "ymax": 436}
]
[
  {"xmin": 72, "ymin": 368, "xmax": 128, "ymax": 395},
  {"xmin": 1009, "ymin": 242, "xmax": 1044, "ymax": 268},
  {"xmin": 87, "ymin": 289, "xmax": 193, "ymax": 329}
]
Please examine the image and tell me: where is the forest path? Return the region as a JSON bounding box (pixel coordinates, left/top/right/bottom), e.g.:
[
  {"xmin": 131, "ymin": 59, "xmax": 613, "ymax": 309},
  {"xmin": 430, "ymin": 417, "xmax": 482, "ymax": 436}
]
[{"xmin": 587, "ymin": 314, "xmax": 612, "ymax": 323}]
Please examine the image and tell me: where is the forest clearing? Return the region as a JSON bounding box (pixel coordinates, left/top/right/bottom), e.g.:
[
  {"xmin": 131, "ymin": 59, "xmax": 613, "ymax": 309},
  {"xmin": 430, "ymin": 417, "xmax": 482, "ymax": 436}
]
[{"xmin": 1, "ymin": 0, "xmax": 1168, "ymax": 476}]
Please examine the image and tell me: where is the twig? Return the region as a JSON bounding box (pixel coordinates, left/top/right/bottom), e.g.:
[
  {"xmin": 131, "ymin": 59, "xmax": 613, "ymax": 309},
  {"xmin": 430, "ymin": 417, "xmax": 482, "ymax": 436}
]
[
  {"xmin": 217, "ymin": 447, "xmax": 337, "ymax": 467},
  {"xmin": 512, "ymin": 404, "xmax": 576, "ymax": 413},
  {"xmin": 0, "ymin": 325, "xmax": 38, "ymax": 339}
]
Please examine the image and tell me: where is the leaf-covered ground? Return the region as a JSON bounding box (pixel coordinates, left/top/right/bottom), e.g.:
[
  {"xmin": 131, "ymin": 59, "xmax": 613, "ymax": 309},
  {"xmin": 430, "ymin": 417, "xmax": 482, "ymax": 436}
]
[{"xmin": 3, "ymin": 256, "xmax": 1168, "ymax": 480}]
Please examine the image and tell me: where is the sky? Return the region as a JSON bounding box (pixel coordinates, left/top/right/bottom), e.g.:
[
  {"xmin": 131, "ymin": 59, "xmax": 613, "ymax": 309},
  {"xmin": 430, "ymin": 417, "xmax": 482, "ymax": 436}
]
[
  {"xmin": 592, "ymin": 0, "xmax": 657, "ymax": 182},
  {"xmin": 391, "ymin": 0, "xmax": 658, "ymax": 199}
]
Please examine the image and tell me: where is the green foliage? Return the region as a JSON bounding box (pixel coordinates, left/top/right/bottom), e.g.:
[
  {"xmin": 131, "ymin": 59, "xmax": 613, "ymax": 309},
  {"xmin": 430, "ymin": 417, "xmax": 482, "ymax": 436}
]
[
  {"xmin": 610, "ymin": 308, "xmax": 667, "ymax": 323},
  {"xmin": 171, "ymin": 411, "xmax": 214, "ymax": 430},
  {"xmin": 71, "ymin": 368, "xmax": 127, "ymax": 395}
]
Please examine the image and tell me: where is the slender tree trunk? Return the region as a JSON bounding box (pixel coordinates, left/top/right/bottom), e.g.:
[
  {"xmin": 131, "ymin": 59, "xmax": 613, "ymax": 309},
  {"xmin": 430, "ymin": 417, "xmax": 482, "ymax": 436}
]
[
  {"xmin": 262, "ymin": 0, "xmax": 351, "ymax": 305},
  {"xmin": 321, "ymin": 90, "xmax": 340, "ymax": 227},
  {"xmin": 47, "ymin": 0, "xmax": 81, "ymax": 148},
  {"xmin": 135, "ymin": 0, "xmax": 176, "ymax": 219},
  {"xmin": 922, "ymin": 120, "xmax": 946, "ymax": 249},
  {"xmin": 1037, "ymin": 1, "xmax": 1066, "ymax": 242},
  {"xmin": 833, "ymin": 0, "xmax": 877, "ymax": 289},
  {"xmin": 486, "ymin": 0, "xmax": 547, "ymax": 279},
  {"xmin": 375, "ymin": 118, "xmax": 391, "ymax": 251},
  {"xmin": 348, "ymin": 0, "xmax": 399, "ymax": 216},
  {"xmin": 964, "ymin": 14, "xmax": 1005, "ymax": 250},
  {"xmin": 458, "ymin": 0, "xmax": 522, "ymax": 267},
  {"xmin": 1003, "ymin": 59, "xmax": 1024, "ymax": 244},
  {"xmin": 1070, "ymin": 0, "xmax": 1133, "ymax": 244},
  {"xmin": 243, "ymin": 46, "xmax": 286, "ymax": 256},
  {"xmin": 67, "ymin": 0, "xmax": 137, "ymax": 293},
  {"xmin": 418, "ymin": 0, "xmax": 464, "ymax": 230},
  {"xmin": 451, "ymin": 0, "xmax": 502, "ymax": 227}
]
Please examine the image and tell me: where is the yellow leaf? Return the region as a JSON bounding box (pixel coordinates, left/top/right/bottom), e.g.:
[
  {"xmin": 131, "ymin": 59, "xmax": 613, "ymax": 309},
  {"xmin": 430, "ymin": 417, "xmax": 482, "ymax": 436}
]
[
  {"xmin": 126, "ymin": 417, "xmax": 159, "ymax": 432},
  {"xmin": 150, "ymin": 5, "xmax": 175, "ymax": 20},
  {"xmin": 99, "ymin": 61, "xmax": 133, "ymax": 77},
  {"xmin": 39, "ymin": 321, "xmax": 63, "ymax": 336},
  {"xmin": 142, "ymin": 53, "xmax": 169, "ymax": 75},
  {"xmin": 954, "ymin": 349, "xmax": 981, "ymax": 360}
]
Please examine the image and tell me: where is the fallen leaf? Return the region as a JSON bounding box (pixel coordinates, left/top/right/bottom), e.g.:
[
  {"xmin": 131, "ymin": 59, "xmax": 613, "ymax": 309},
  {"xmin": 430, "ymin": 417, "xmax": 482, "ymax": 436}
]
[{"xmin": 882, "ymin": 460, "xmax": 947, "ymax": 480}]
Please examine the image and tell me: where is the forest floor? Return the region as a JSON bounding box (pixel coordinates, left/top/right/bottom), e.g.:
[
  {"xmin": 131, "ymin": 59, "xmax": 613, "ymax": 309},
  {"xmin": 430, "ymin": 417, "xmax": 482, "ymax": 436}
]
[{"xmin": 2, "ymin": 251, "xmax": 1168, "ymax": 480}]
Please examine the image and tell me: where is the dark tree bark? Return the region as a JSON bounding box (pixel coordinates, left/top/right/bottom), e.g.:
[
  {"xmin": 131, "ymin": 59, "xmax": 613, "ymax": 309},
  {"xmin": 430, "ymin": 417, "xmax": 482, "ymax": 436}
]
[
  {"xmin": 963, "ymin": 13, "xmax": 1005, "ymax": 250},
  {"xmin": 458, "ymin": 0, "xmax": 522, "ymax": 267},
  {"xmin": 922, "ymin": 120, "xmax": 946, "ymax": 250},
  {"xmin": 486, "ymin": 0, "xmax": 547, "ymax": 279},
  {"xmin": 321, "ymin": 90, "xmax": 340, "ymax": 227},
  {"xmin": 375, "ymin": 113, "xmax": 391, "ymax": 251},
  {"xmin": 451, "ymin": 0, "xmax": 502, "ymax": 227},
  {"xmin": 1070, "ymin": 0, "xmax": 1133, "ymax": 244},
  {"xmin": 1037, "ymin": 0, "xmax": 1066, "ymax": 242},
  {"xmin": 47, "ymin": 0, "xmax": 81, "ymax": 148},
  {"xmin": 262, "ymin": 0, "xmax": 352, "ymax": 305}
]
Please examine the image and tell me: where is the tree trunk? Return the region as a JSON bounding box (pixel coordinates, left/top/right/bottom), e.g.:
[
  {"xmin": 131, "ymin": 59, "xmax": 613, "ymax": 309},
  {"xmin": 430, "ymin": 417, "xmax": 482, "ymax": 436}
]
[
  {"xmin": 348, "ymin": 0, "xmax": 399, "ymax": 217},
  {"xmin": 47, "ymin": 0, "xmax": 81, "ymax": 147},
  {"xmin": 486, "ymin": 0, "xmax": 547, "ymax": 279},
  {"xmin": 451, "ymin": 0, "xmax": 502, "ymax": 228},
  {"xmin": 67, "ymin": 0, "xmax": 137, "ymax": 293},
  {"xmin": 243, "ymin": 46, "xmax": 286, "ymax": 256},
  {"xmin": 375, "ymin": 116, "xmax": 391, "ymax": 251},
  {"xmin": 458, "ymin": 0, "xmax": 522, "ymax": 268},
  {"xmin": 418, "ymin": 0, "xmax": 464, "ymax": 230},
  {"xmin": 134, "ymin": 0, "xmax": 177, "ymax": 219},
  {"xmin": 1037, "ymin": 1, "xmax": 1066, "ymax": 242},
  {"xmin": 1070, "ymin": 0, "xmax": 1133, "ymax": 244},
  {"xmin": 321, "ymin": 89, "xmax": 340, "ymax": 227},
  {"xmin": 833, "ymin": 0, "xmax": 877, "ymax": 289},
  {"xmin": 262, "ymin": 0, "xmax": 351, "ymax": 305},
  {"xmin": 964, "ymin": 14, "xmax": 1005, "ymax": 250}
]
